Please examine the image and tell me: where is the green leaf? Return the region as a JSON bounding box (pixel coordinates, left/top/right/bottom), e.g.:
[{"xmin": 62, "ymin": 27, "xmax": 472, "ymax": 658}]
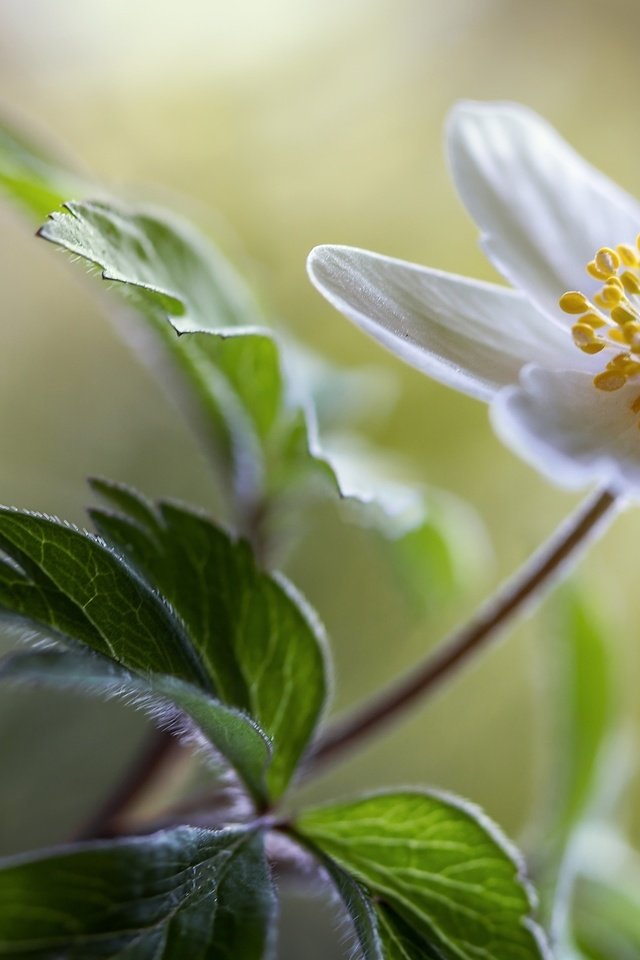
[
  {"xmin": 303, "ymin": 846, "xmax": 384, "ymax": 959},
  {"xmin": 39, "ymin": 200, "xmax": 261, "ymax": 336},
  {"xmin": 88, "ymin": 479, "xmax": 328, "ymax": 798},
  {"xmin": 37, "ymin": 200, "xmax": 337, "ymax": 544},
  {"xmin": 532, "ymin": 589, "xmax": 615, "ymax": 937},
  {"xmin": 545, "ymin": 589, "xmax": 613, "ymax": 851},
  {"xmin": 1, "ymin": 118, "xmax": 477, "ymax": 587},
  {"xmin": 0, "ymin": 507, "xmax": 271, "ymax": 802},
  {"xmin": 324, "ymin": 437, "xmax": 489, "ymax": 618},
  {"xmin": 375, "ymin": 906, "xmax": 442, "ymax": 960},
  {"xmin": 0, "ymin": 508, "xmax": 207, "ymax": 686},
  {"xmin": 296, "ymin": 791, "xmax": 550, "ymax": 960},
  {"xmin": 573, "ymin": 871, "xmax": 640, "ymax": 960},
  {"xmin": 294, "ymin": 840, "xmax": 445, "ymax": 960},
  {"xmin": 1, "ymin": 123, "xmax": 336, "ymax": 546},
  {"xmin": 0, "ymin": 649, "xmax": 271, "ymax": 803},
  {"xmin": 0, "ymin": 117, "xmax": 85, "ymax": 220},
  {"xmin": 0, "ymin": 824, "xmax": 275, "ymax": 958}
]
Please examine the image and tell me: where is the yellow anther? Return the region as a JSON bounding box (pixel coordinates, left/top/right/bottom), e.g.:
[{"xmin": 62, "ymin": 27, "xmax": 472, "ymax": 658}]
[
  {"xmin": 559, "ymin": 291, "xmax": 591, "ymax": 314},
  {"xmin": 579, "ymin": 311, "xmax": 606, "ymax": 329},
  {"xmin": 600, "ymin": 282, "xmax": 624, "ymax": 306},
  {"xmin": 595, "ymin": 247, "xmax": 620, "ymax": 276},
  {"xmin": 607, "ymin": 353, "xmax": 631, "ymax": 367},
  {"xmin": 571, "ymin": 322, "xmax": 597, "ymax": 347},
  {"xmin": 611, "ymin": 304, "xmax": 637, "ymax": 325},
  {"xmin": 617, "ymin": 243, "xmax": 639, "ymax": 267},
  {"xmin": 593, "ymin": 369, "xmax": 627, "ymax": 391},
  {"xmin": 581, "ymin": 341, "xmax": 606, "ymax": 354},
  {"xmin": 587, "ymin": 260, "xmax": 610, "ymax": 281},
  {"xmin": 622, "ymin": 321, "xmax": 640, "ymax": 344},
  {"xmin": 567, "ymin": 238, "xmax": 640, "ymax": 411},
  {"xmin": 621, "ymin": 270, "xmax": 640, "ymax": 295},
  {"xmin": 625, "ymin": 361, "xmax": 640, "ymax": 376}
]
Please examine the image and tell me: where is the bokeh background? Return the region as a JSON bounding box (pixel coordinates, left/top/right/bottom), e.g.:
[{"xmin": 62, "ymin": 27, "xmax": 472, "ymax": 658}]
[{"xmin": 1, "ymin": 1, "xmax": 640, "ymax": 956}]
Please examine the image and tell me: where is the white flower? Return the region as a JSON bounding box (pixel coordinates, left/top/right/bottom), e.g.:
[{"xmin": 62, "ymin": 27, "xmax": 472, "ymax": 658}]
[{"xmin": 307, "ymin": 101, "xmax": 640, "ymax": 493}]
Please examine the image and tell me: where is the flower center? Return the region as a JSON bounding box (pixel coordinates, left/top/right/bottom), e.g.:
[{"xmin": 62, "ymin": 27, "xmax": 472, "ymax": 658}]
[{"xmin": 559, "ymin": 240, "xmax": 640, "ymax": 415}]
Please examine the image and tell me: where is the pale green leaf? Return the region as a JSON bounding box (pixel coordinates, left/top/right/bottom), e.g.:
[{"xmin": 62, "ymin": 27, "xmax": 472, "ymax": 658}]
[
  {"xmin": 0, "ymin": 117, "xmax": 85, "ymax": 220},
  {"xmin": 38, "ymin": 199, "xmax": 261, "ymax": 336},
  {"xmin": 573, "ymin": 873, "xmax": 640, "ymax": 960},
  {"xmin": 545, "ymin": 589, "xmax": 613, "ymax": 850},
  {"xmin": 1, "ymin": 118, "xmax": 476, "ymax": 586},
  {"xmin": 533, "ymin": 589, "xmax": 615, "ymax": 937},
  {"xmin": 296, "ymin": 791, "xmax": 550, "ymax": 960},
  {"xmin": 38, "ymin": 200, "xmax": 337, "ymax": 541}
]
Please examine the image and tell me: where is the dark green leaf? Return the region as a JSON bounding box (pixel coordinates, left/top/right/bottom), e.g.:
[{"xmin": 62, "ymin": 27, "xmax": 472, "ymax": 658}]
[
  {"xmin": 0, "ymin": 508, "xmax": 272, "ymax": 802},
  {"xmin": 0, "ymin": 650, "xmax": 271, "ymax": 803},
  {"xmin": 302, "ymin": 845, "xmax": 383, "ymax": 960},
  {"xmin": 297, "ymin": 839, "xmax": 443, "ymax": 959},
  {"xmin": 88, "ymin": 479, "xmax": 329, "ymax": 798},
  {"xmin": 375, "ymin": 906, "xmax": 442, "ymax": 960},
  {"xmin": 296, "ymin": 791, "xmax": 550, "ymax": 960},
  {"xmin": 0, "ymin": 508, "xmax": 207, "ymax": 686},
  {"xmin": 0, "ymin": 825, "xmax": 275, "ymax": 958}
]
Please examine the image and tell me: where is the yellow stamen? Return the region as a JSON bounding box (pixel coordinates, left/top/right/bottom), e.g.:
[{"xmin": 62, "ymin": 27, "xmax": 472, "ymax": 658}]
[
  {"xmin": 617, "ymin": 243, "xmax": 639, "ymax": 267},
  {"xmin": 571, "ymin": 322, "xmax": 597, "ymax": 347},
  {"xmin": 579, "ymin": 311, "xmax": 606, "ymax": 329},
  {"xmin": 611, "ymin": 304, "xmax": 637, "ymax": 325},
  {"xmin": 560, "ymin": 234, "xmax": 640, "ymax": 417},
  {"xmin": 587, "ymin": 260, "xmax": 610, "ymax": 281},
  {"xmin": 600, "ymin": 282, "xmax": 624, "ymax": 306},
  {"xmin": 559, "ymin": 291, "xmax": 591, "ymax": 314},
  {"xmin": 621, "ymin": 270, "xmax": 640, "ymax": 295},
  {"xmin": 622, "ymin": 321, "xmax": 640, "ymax": 345},
  {"xmin": 607, "ymin": 353, "xmax": 631, "ymax": 367},
  {"xmin": 594, "ymin": 369, "xmax": 627, "ymax": 391},
  {"xmin": 594, "ymin": 247, "xmax": 620, "ymax": 276}
]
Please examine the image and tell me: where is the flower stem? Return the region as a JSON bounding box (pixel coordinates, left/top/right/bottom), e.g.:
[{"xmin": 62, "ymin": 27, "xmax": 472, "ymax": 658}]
[{"xmin": 309, "ymin": 485, "xmax": 619, "ymax": 773}]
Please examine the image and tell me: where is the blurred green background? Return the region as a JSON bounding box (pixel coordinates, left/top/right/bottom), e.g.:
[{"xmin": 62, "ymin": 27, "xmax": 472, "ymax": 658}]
[{"xmin": 1, "ymin": 1, "xmax": 640, "ymax": 956}]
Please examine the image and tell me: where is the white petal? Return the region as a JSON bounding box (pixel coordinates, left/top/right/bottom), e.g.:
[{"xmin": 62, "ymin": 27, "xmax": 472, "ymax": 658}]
[
  {"xmin": 308, "ymin": 245, "xmax": 573, "ymax": 402},
  {"xmin": 447, "ymin": 101, "xmax": 640, "ymax": 322},
  {"xmin": 491, "ymin": 365, "xmax": 640, "ymax": 492}
]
